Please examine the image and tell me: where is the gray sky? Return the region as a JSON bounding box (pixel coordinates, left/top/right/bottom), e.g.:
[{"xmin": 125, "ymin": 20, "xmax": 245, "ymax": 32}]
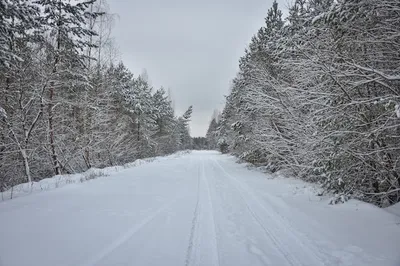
[{"xmin": 108, "ymin": 0, "xmax": 285, "ymax": 137}]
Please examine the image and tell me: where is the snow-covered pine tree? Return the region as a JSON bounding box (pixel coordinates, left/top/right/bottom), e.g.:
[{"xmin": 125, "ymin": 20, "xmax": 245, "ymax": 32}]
[
  {"xmin": 206, "ymin": 117, "xmax": 218, "ymax": 150},
  {"xmin": 0, "ymin": 0, "xmax": 195, "ymax": 192},
  {"xmin": 0, "ymin": 0, "xmax": 43, "ymax": 188},
  {"xmin": 218, "ymin": 0, "xmax": 400, "ymax": 206},
  {"xmin": 37, "ymin": 0, "xmax": 101, "ymax": 175},
  {"xmin": 151, "ymin": 87, "xmax": 177, "ymax": 155},
  {"xmin": 176, "ymin": 106, "xmax": 193, "ymax": 150}
]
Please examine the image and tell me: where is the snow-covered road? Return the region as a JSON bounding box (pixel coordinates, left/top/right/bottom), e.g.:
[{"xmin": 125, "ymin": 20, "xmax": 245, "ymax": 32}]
[{"xmin": 1, "ymin": 151, "xmax": 400, "ymax": 266}]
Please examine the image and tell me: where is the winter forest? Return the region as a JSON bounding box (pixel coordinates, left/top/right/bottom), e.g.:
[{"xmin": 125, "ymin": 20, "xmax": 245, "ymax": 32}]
[
  {"xmin": 1, "ymin": 0, "xmax": 400, "ymax": 209},
  {"xmin": 206, "ymin": 0, "xmax": 400, "ymax": 207},
  {"xmin": 0, "ymin": 0, "xmax": 193, "ymax": 191}
]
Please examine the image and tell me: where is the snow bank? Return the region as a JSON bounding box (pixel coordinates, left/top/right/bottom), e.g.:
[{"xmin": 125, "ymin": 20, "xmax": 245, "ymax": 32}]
[
  {"xmin": 386, "ymin": 202, "xmax": 400, "ymax": 217},
  {"xmin": 214, "ymin": 153, "xmax": 400, "ymax": 265},
  {"xmin": 1, "ymin": 151, "xmax": 191, "ymax": 201}
]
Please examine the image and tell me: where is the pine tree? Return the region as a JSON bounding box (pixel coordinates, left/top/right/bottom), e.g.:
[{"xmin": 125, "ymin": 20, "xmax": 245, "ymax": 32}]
[
  {"xmin": 218, "ymin": 0, "xmax": 400, "ymax": 206},
  {"xmin": 206, "ymin": 118, "xmax": 218, "ymax": 149},
  {"xmin": 0, "ymin": 0, "xmax": 195, "ymax": 193},
  {"xmin": 176, "ymin": 106, "xmax": 193, "ymax": 150},
  {"xmin": 0, "ymin": 0, "xmax": 42, "ymax": 187},
  {"xmin": 151, "ymin": 87, "xmax": 176, "ymax": 154},
  {"xmin": 37, "ymin": 0, "xmax": 101, "ymax": 175}
]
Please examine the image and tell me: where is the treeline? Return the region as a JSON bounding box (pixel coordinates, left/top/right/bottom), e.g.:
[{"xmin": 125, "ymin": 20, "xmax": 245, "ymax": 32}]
[
  {"xmin": 0, "ymin": 0, "xmax": 193, "ymax": 190},
  {"xmin": 192, "ymin": 137, "xmax": 207, "ymax": 150},
  {"xmin": 207, "ymin": 0, "xmax": 400, "ymax": 206}
]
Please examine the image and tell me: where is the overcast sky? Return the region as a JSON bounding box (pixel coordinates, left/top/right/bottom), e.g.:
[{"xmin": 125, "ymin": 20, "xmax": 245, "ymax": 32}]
[{"xmin": 107, "ymin": 0, "xmax": 286, "ymax": 137}]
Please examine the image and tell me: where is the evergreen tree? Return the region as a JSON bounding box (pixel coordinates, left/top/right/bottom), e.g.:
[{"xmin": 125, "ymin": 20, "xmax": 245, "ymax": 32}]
[
  {"xmin": 206, "ymin": 118, "xmax": 218, "ymax": 149},
  {"xmin": 37, "ymin": 0, "xmax": 101, "ymax": 174},
  {"xmin": 177, "ymin": 106, "xmax": 193, "ymax": 150},
  {"xmin": 0, "ymin": 0, "xmax": 195, "ymax": 193},
  {"xmin": 218, "ymin": 0, "xmax": 400, "ymax": 206}
]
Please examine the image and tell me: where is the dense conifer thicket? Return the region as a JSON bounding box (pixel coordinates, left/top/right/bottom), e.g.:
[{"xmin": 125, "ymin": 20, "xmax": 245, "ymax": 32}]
[{"xmin": 207, "ymin": 0, "xmax": 400, "ymax": 206}]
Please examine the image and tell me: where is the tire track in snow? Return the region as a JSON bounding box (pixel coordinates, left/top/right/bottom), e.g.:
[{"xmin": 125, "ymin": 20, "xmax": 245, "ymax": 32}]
[
  {"xmin": 201, "ymin": 157, "xmax": 221, "ymax": 266},
  {"xmin": 211, "ymin": 158, "xmax": 298, "ymax": 266},
  {"xmin": 185, "ymin": 157, "xmax": 202, "ymax": 266},
  {"xmin": 212, "ymin": 158, "xmax": 327, "ymax": 266},
  {"xmin": 77, "ymin": 196, "xmax": 183, "ymax": 266}
]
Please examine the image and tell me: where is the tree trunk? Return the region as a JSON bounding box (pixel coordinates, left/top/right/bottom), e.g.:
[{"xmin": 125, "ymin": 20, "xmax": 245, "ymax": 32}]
[
  {"xmin": 48, "ymin": 85, "xmax": 61, "ymax": 175},
  {"xmin": 48, "ymin": 15, "xmax": 62, "ymax": 176},
  {"xmin": 20, "ymin": 148, "xmax": 32, "ymax": 189},
  {"xmin": 137, "ymin": 116, "xmax": 140, "ymax": 141}
]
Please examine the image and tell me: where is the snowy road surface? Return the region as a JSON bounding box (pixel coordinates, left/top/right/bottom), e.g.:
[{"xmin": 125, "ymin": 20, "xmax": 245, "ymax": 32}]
[{"xmin": 1, "ymin": 151, "xmax": 400, "ymax": 266}]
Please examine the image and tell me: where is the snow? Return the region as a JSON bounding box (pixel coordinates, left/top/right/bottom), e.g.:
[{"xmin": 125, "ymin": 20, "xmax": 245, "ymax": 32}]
[
  {"xmin": 0, "ymin": 106, "xmax": 6, "ymax": 119},
  {"xmin": 311, "ymin": 12, "xmax": 326, "ymax": 24},
  {"xmin": 0, "ymin": 152, "xmax": 189, "ymax": 201},
  {"xmin": 386, "ymin": 202, "xmax": 400, "ymax": 217},
  {"xmin": 0, "ymin": 151, "xmax": 399, "ymax": 266}
]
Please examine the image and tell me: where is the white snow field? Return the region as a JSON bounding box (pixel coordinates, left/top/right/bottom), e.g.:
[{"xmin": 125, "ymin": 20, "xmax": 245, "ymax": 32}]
[{"xmin": 1, "ymin": 151, "xmax": 399, "ymax": 266}]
